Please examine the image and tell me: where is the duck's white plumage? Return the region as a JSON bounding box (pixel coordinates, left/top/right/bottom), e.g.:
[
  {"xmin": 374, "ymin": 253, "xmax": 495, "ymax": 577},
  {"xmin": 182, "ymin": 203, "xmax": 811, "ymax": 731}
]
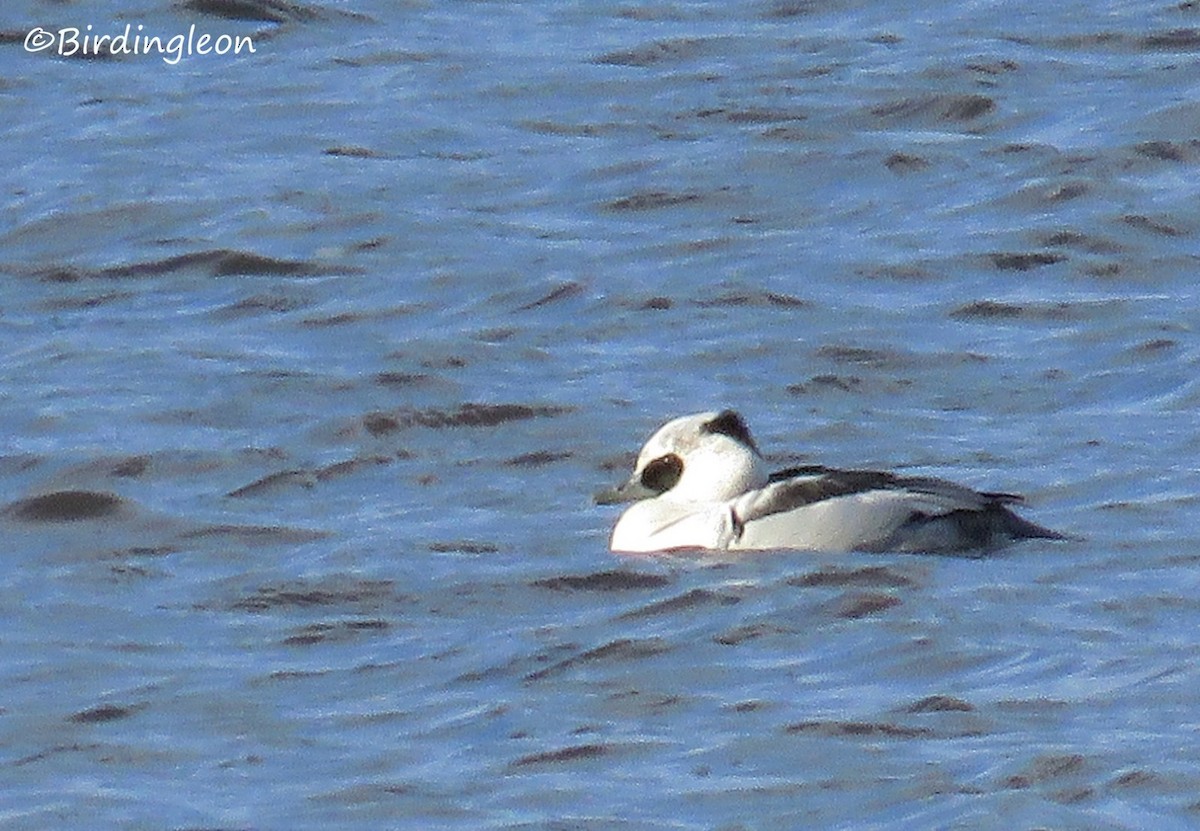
[{"xmin": 598, "ymin": 410, "xmax": 1065, "ymax": 554}]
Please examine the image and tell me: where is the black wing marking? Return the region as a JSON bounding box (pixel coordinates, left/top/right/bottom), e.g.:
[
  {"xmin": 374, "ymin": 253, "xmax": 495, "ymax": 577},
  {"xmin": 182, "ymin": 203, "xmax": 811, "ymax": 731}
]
[{"xmin": 741, "ymin": 466, "xmax": 1018, "ymax": 524}]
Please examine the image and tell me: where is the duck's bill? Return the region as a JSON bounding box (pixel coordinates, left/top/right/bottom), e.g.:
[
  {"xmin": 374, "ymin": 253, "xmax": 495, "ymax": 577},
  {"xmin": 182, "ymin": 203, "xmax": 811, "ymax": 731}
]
[{"xmin": 593, "ymin": 477, "xmax": 657, "ymax": 505}]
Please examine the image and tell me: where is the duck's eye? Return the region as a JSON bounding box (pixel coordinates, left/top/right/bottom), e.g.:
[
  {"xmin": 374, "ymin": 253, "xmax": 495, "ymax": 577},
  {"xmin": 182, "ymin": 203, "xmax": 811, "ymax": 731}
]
[{"xmin": 640, "ymin": 454, "xmax": 683, "ymax": 494}]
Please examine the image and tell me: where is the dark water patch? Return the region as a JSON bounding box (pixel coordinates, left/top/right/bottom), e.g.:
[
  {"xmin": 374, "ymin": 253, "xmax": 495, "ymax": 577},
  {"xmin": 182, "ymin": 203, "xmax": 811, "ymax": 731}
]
[
  {"xmin": 814, "ymin": 344, "xmax": 910, "ymax": 369},
  {"xmin": 635, "ymin": 296, "xmax": 673, "ymax": 311},
  {"xmin": 949, "ymin": 299, "xmax": 1074, "ymax": 322},
  {"xmin": 35, "ymin": 250, "xmax": 331, "ymax": 282},
  {"xmin": 618, "ymin": 588, "xmax": 740, "ymax": 620},
  {"xmin": 216, "ymin": 293, "xmax": 310, "ymax": 317},
  {"xmin": 594, "ymin": 38, "xmax": 708, "ymax": 67},
  {"xmin": 12, "ymin": 743, "xmax": 104, "ymax": 767},
  {"xmin": 520, "ymin": 119, "xmax": 618, "ymax": 138},
  {"xmin": 509, "ymin": 743, "xmax": 610, "ymax": 769},
  {"xmin": 727, "ymin": 699, "xmax": 769, "ymax": 713},
  {"xmin": 0, "ymin": 454, "xmax": 41, "ymax": 475},
  {"xmin": 106, "ymin": 562, "xmax": 166, "ymax": 581},
  {"xmin": 831, "ymin": 592, "xmax": 902, "ymax": 619},
  {"xmin": 6, "ymin": 490, "xmax": 126, "ymax": 522},
  {"xmin": 110, "ymin": 456, "xmax": 150, "ymax": 478},
  {"xmin": 227, "ymin": 454, "xmax": 393, "ymax": 497},
  {"xmin": 1083, "ymin": 262, "xmax": 1123, "ymax": 278},
  {"xmin": 1122, "ymin": 214, "xmax": 1185, "ymax": 237},
  {"xmin": 362, "ymin": 412, "xmax": 403, "ymax": 436},
  {"xmin": 111, "ymin": 545, "xmax": 179, "ymax": 558},
  {"xmin": 884, "ymin": 152, "xmax": 930, "ymax": 174},
  {"xmin": 209, "ymin": 250, "xmax": 332, "ymax": 277},
  {"xmin": 473, "ymin": 326, "xmax": 516, "ymax": 343},
  {"xmin": 457, "ymin": 643, "xmax": 581, "ymax": 684},
  {"xmin": 1129, "ymin": 338, "xmax": 1178, "ymax": 356},
  {"xmin": 375, "ymin": 371, "xmax": 432, "ymax": 388},
  {"xmin": 1037, "ymin": 229, "xmax": 1124, "ymax": 254},
  {"xmin": 299, "ymin": 304, "xmax": 419, "ymax": 327},
  {"xmin": 598, "ymin": 452, "xmax": 637, "ymax": 478},
  {"xmin": 760, "ymin": 124, "xmax": 817, "ymax": 141},
  {"xmin": 728, "ymin": 108, "xmax": 805, "ymax": 125},
  {"xmin": 671, "ymin": 235, "xmax": 735, "ymax": 256},
  {"xmin": 418, "ymin": 354, "xmax": 468, "ymax": 370},
  {"xmin": 179, "ymin": 524, "xmax": 329, "ymax": 544},
  {"xmin": 359, "ymin": 402, "xmax": 571, "ymax": 436},
  {"xmin": 230, "ymin": 579, "xmax": 396, "ymax": 612},
  {"xmin": 412, "ymin": 401, "xmax": 570, "ymax": 428},
  {"xmin": 349, "ymin": 236, "xmax": 389, "ymax": 253},
  {"xmin": 994, "ymin": 697, "xmax": 1070, "ymax": 714},
  {"xmin": 787, "ymin": 374, "xmax": 865, "ymax": 395},
  {"xmin": 692, "ymin": 290, "xmax": 810, "ymax": 309},
  {"xmin": 606, "ymin": 688, "xmax": 684, "ymax": 715},
  {"xmin": 67, "ymin": 703, "xmax": 140, "ymax": 724},
  {"xmin": 315, "ymin": 454, "xmax": 395, "ymax": 481},
  {"xmin": 181, "ymin": 0, "xmax": 324, "ymax": 23},
  {"xmin": 516, "ymin": 281, "xmax": 585, "ymax": 311},
  {"xmin": 966, "ymin": 59, "xmax": 1019, "ymax": 76},
  {"xmin": 860, "ymin": 264, "xmax": 939, "ymax": 281},
  {"xmin": 504, "ymin": 450, "xmax": 572, "ymax": 468},
  {"xmin": 226, "ymin": 469, "xmax": 314, "ymax": 498},
  {"xmin": 1109, "ymin": 769, "xmax": 1160, "ymax": 790},
  {"xmin": 691, "ymin": 106, "xmax": 807, "ymax": 125},
  {"xmin": 56, "ymin": 455, "xmax": 157, "ymax": 484},
  {"xmin": 761, "ymin": 1, "xmax": 831, "ymax": 19},
  {"xmin": 1141, "ymin": 28, "xmax": 1200, "ymax": 51},
  {"xmin": 525, "ymin": 637, "xmax": 669, "ymax": 681},
  {"xmin": 324, "ymin": 145, "xmax": 390, "ymax": 159},
  {"xmin": 1049, "ymin": 32, "xmax": 1127, "ymax": 51},
  {"xmin": 36, "ymin": 267, "xmax": 89, "ymax": 284},
  {"xmin": 788, "ymin": 564, "xmax": 917, "ymax": 589},
  {"xmin": 282, "ymin": 619, "xmax": 389, "ymax": 646},
  {"xmin": 427, "ymin": 540, "xmax": 499, "ymax": 554},
  {"xmin": 263, "ymin": 668, "xmax": 330, "ymax": 683},
  {"xmin": 988, "ymin": 251, "xmax": 1068, "ymax": 271},
  {"xmin": 40, "ymin": 290, "xmax": 135, "ymax": 311},
  {"xmin": 784, "ymin": 720, "xmax": 932, "ymax": 739},
  {"xmin": 533, "ymin": 570, "xmax": 671, "ymax": 592},
  {"xmin": 869, "ymin": 93, "xmax": 996, "ymax": 125},
  {"xmin": 1028, "ymin": 180, "xmax": 1090, "ymax": 204},
  {"xmin": 1002, "ymin": 753, "xmax": 1087, "ymax": 789},
  {"xmin": 713, "ymin": 621, "xmax": 793, "ymax": 646},
  {"xmin": 1133, "ymin": 140, "xmax": 1196, "ymax": 162},
  {"xmin": 906, "ymin": 695, "xmax": 974, "ymax": 713},
  {"xmin": 604, "ymin": 190, "xmax": 705, "ymax": 212}
]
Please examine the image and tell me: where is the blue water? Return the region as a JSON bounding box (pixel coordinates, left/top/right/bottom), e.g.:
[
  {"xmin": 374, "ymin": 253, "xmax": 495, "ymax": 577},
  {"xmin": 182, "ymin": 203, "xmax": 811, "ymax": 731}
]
[{"xmin": 2, "ymin": 0, "xmax": 1200, "ymax": 828}]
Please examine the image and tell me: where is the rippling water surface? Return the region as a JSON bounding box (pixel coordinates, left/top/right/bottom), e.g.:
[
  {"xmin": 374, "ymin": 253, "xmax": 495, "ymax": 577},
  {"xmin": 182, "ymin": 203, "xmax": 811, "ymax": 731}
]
[{"xmin": 2, "ymin": 0, "xmax": 1199, "ymax": 828}]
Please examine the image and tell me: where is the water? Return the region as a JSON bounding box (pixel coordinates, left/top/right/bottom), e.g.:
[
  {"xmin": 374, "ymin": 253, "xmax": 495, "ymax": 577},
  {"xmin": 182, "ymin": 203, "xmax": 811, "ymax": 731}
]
[{"xmin": 2, "ymin": 0, "xmax": 1199, "ymax": 828}]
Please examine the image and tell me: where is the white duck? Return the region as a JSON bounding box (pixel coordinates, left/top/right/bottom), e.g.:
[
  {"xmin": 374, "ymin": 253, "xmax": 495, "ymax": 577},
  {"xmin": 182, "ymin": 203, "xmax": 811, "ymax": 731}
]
[{"xmin": 597, "ymin": 410, "xmax": 1066, "ymax": 554}]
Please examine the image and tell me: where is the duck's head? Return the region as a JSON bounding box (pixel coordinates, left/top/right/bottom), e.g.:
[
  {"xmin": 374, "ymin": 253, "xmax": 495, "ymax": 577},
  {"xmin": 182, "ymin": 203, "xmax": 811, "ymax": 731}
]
[{"xmin": 596, "ymin": 410, "xmax": 769, "ymax": 505}]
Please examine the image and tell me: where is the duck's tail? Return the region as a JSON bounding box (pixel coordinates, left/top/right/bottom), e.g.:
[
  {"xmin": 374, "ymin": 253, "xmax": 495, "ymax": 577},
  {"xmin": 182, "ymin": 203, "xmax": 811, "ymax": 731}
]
[
  {"xmin": 893, "ymin": 502, "xmax": 1076, "ymax": 554},
  {"xmin": 1000, "ymin": 508, "xmax": 1078, "ymax": 543}
]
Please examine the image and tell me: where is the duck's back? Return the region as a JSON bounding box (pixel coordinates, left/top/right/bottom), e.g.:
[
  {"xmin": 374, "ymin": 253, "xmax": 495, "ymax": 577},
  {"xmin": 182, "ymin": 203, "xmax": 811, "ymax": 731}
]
[{"xmin": 728, "ymin": 469, "xmax": 1064, "ymax": 553}]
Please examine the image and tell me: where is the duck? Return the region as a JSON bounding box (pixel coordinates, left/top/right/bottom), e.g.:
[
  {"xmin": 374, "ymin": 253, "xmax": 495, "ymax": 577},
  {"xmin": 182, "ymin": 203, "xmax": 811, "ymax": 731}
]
[{"xmin": 596, "ymin": 410, "xmax": 1067, "ymax": 554}]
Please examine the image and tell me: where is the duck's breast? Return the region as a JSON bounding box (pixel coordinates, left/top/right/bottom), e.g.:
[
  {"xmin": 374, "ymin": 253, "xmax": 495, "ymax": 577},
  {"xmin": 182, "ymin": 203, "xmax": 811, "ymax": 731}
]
[{"xmin": 610, "ymin": 499, "xmax": 736, "ymax": 553}]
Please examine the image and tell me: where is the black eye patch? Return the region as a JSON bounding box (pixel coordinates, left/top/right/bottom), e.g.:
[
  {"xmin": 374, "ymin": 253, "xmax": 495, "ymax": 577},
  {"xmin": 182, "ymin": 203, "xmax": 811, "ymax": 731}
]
[
  {"xmin": 640, "ymin": 454, "xmax": 683, "ymax": 494},
  {"xmin": 702, "ymin": 409, "xmax": 761, "ymax": 456}
]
